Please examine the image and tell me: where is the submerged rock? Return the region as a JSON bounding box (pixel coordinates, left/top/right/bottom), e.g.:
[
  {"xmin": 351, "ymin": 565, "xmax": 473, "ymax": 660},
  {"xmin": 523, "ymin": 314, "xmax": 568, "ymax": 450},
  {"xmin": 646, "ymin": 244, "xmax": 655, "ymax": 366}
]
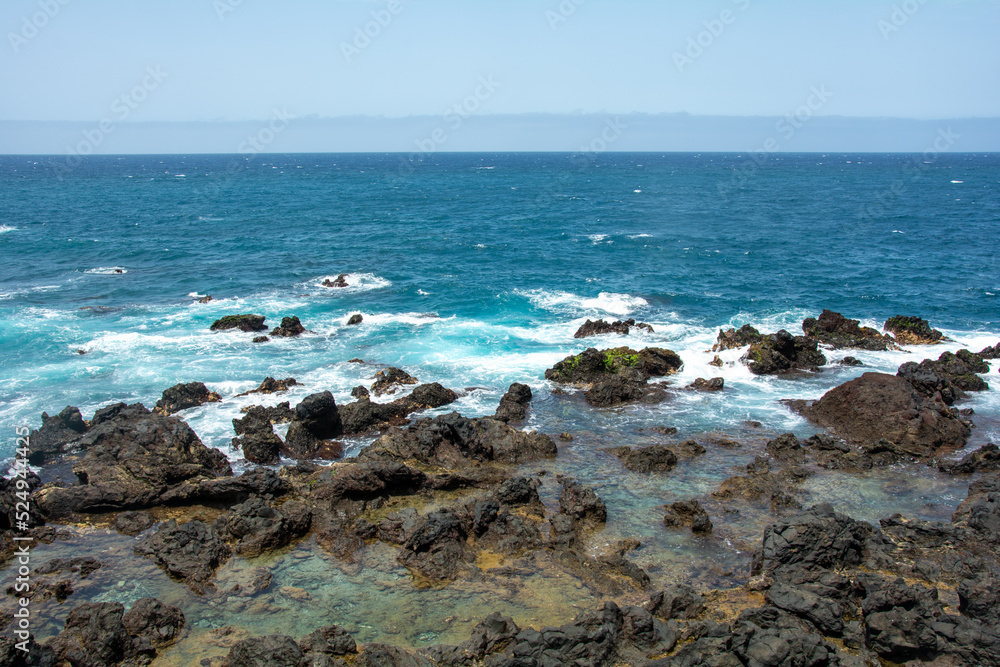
[
  {"xmin": 607, "ymin": 445, "xmax": 677, "ymax": 473},
  {"xmin": 795, "ymin": 372, "xmax": 971, "ymax": 457},
  {"xmin": 802, "ymin": 309, "xmax": 894, "ymax": 350},
  {"xmin": 153, "ymin": 381, "xmax": 221, "ymax": 415},
  {"xmin": 135, "ymin": 519, "xmax": 231, "ymax": 590},
  {"xmin": 210, "ymin": 314, "xmax": 267, "ymax": 332},
  {"xmin": 884, "ymin": 314, "xmax": 945, "ymax": 345},
  {"xmin": 663, "ymin": 499, "xmax": 713, "ymax": 534},
  {"xmin": 939, "ymin": 443, "xmax": 1000, "ymax": 474}
]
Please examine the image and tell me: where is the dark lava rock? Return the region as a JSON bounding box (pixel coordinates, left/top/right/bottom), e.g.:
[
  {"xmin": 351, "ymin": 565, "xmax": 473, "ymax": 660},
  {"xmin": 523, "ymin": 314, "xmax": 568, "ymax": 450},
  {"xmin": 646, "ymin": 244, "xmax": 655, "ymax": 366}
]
[
  {"xmin": 558, "ymin": 477, "xmax": 607, "ymax": 529},
  {"xmin": 121, "ymin": 597, "xmax": 185, "ymax": 648},
  {"xmin": 712, "ymin": 324, "xmax": 762, "ymax": 351},
  {"xmin": 939, "ymin": 443, "xmax": 1000, "ymax": 474},
  {"xmin": 351, "ymin": 385, "xmax": 370, "ymax": 400},
  {"xmin": 645, "ymin": 585, "xmax": 706, "ymax": 620},
  {"xmin": 219, "ymin": 497, "xmax": 311, "ymax": 557},
  {"xmin": 584, "ymin": 375, "xmax": 649, "ymax": 407},
  {"xmin": 753, "ymin": 503, "xmax": 876, "ymax": 575},
  {"xmin": 371, "ymin": 367, "xmax": 419, "ymax": 396},
  {"xmin": 840, "ymin": 356, "xmax": 863, "ymax": 366},
  {"xmin": 884, "ymin": 315, "xmax": 944, "ymax": 345},
  {"xmin": 346, "ymin": 313, "xmax": 363, "ymax": 325},
  {"xmin": 958, "ymin": 574, "xmax": 1000, "ymax": 626},
  {"xmin": 270, "ymin": 316, "xmax": 305, "ymax": 337},
  {"xmin": 686, "ymin": 377, "xmax": 724, "ymax": 392},
  {"xmin": 210, "ymin": 314, "xmax": 267, "ymax": 332},
  {"xmin": 802, "ymin": 309, "xmax": 894, "ymax": 350},
  {"xmin": 238, "ymin": 376, "xmax": 298, "ymax": 395},
  {"xmin": 299, "ymin": 624, "xmax": 357, "ymax": 658},
  {"xmin": 253, "ymin": 335, "xmax": 269, "ymax": 343},
  {"xmin": 322, "ymin": 274, "xmax": 349, "ymax": 288},
  {"xmin": 34, "ymin": 556, "xmax": 102, "ymax": 580},
  {"xmin": 158, "ymin": 467, "xmax": 289, "ymax": 507},
  {"xmin": 765, "ymin": 433, "xmax": 805, "ymax": 464},
  {"xmin": 608, "ymin": 445, "xmax": 677, "ymax": 473},
  {"xmin": 742, "ymin": 330, "xmax": 826, "ymax": 374},
  {"xmin": 712, "ymin": 457, "xmax": 809, "ymax": 511},
  {"xmin": 795, "ymin": 372, "xmax": 971, "ymax": 457},
  {"xmin": 979, "ymin": 342, "xmax": 1000, "ymax": 359},
  {"xmin": 897, "ymin": 349, "xmax": 989, "ymax": 404},
  {"xmin": 232, "ymin": 406, "xmax": 282, "ymax": 465},
  {"xmin": 359, "ymin": 412, "xmax": 557, "ymax": 469},
  {"xmin": 224, "ymin": 634, "xmax": 304, "ymax": 667},
  {"xmin": 663, "ymin": 499, "xmax": 712, "ymax": 534},
  {"xmin": 319, "ymin": 461, "xmax": 427, "ymax": 502},
  {"xmin": 135, "ymin": 519, "xmax": 231, "ymax": 590},
  {"xmin": 574, "ymin": 318, "xmax": 652, "ymax": 338},
  {"xmin": 358, "ymin": 644, "xmax": 434, "ymax": 667},
  {"xmin": 545, "ymin": 346, "xmax": 682, "ymax": 387},
  {"xmin": 494, "ymin": 383, "xmax": 532, "ymax": 423},
  {"xmin": 673, "ymin": 440, "xmax": 706, "ymax": 458},
  {"xmin": 282, "ymin": 391, "xmax": 344, "ymax": 460},
  {"xmin": 47, "ymin": 602, "xmax": 141, "ymax": 667},
  {"xmin": 398, "ymin": 508, "xmax": 470, "ymax": 582},
  {"xmin": 26, "ymin": 405, "xmax": 88, "ymax": 464},
  {"xmin": 426, "ymin": 612, "xmax": 520, "ymax": 665},
  {"xmin": 338, "ymin": 383, "xmax": 458, "ymax": 436},
  {"xmin": 36, "ymin": 408, "xmax": 233, "ymax": 518},
  {"xmin": 112, "ymin": 511, "xmax": 155, "ymax": 536},
  {"xmin": 154, "ymin": 381, "xmax": 221, "ymax": 416}
]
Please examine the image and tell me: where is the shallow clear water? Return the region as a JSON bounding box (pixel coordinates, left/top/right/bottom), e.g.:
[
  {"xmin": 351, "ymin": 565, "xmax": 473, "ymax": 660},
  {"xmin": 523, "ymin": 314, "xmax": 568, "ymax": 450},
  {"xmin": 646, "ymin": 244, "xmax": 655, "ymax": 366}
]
[{"xmin": 0, "ymin": 152, "xmax": 998, "ymax": 654}]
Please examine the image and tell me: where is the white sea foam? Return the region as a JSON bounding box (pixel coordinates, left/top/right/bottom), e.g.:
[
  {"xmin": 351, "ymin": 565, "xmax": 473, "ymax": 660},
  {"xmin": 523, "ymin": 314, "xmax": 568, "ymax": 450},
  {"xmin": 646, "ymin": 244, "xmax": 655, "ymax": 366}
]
[
  {"xmin": 0, "ymin": 225, "xmax": 18, "ymax": 235},
  {"xmin": 85, "ymin": 267, "xmax": 128, "ymax": 275},
  {"xmin": 312, "ymin": 272, "xmax": 391, "ymax": 293},
  {"xmin": 628, "ymin": 233, "xmax": 653, "ymax": 239},
  {"xmin": 518, "ymin": 289, "xmax": 648, "ymax": 317},
  {"xmin": 588, "ymin": 234, "xmax": 609, "ymax": 244},
  {"xmin": 188, "ymin": 292, "xmax": 208, "ymax": 299}
]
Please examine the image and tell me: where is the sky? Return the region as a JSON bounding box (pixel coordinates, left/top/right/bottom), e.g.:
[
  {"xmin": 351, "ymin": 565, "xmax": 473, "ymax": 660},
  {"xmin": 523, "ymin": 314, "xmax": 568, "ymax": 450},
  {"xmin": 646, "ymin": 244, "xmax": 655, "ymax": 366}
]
[{"xmin": 1, "ymin": 0, "xmax": 999, "ymax": 151}]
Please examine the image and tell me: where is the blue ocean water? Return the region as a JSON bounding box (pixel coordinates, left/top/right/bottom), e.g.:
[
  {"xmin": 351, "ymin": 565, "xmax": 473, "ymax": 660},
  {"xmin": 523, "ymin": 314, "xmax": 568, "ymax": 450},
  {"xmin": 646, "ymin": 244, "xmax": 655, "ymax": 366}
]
[
  {"xmin": 1, "ymin": 152, "xmax": 999, "ymax": 646},
  {"xmin": 0, "ymin": 152, "xmax": 996, "ymax": 455}
]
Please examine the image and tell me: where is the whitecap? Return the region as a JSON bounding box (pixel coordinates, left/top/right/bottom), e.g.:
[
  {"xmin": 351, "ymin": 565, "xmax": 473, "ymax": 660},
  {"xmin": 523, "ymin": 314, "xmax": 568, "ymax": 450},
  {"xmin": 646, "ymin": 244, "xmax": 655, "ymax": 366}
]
[
  {"xmin": 588, "ymin": 234, "xmax": 608, "ymax": 244},
  {"xmin": 633, "ymin": 189, "xmax": 642, "ymax": 193},
  {"xmin": 0, "ymin": 225, "xmax": 18, "ymax": 235},
  {"xmin": 951, "ymin": 180, "xmax": 964, "ymax": 184},
  {"xmin": 517, "ymin": 289, "xmax": 648, "ymax": 317},
  {"xmin": 628, "ymin": 234, "xmax": 653, "ymax": 239},
  {"xmin": 417, "ymin": 289, "xmax": 430, "ymax": 296},
  {"xmin": 313, "ymin": 272, "xmax": 391, "ymax": 293},
  {"xmin": 188, "ymin": 292, "xmax": 207, "ymax": 299},
  {"xmin": 85, "ymin": 267, "xmax": 127, "ymax": 275}
]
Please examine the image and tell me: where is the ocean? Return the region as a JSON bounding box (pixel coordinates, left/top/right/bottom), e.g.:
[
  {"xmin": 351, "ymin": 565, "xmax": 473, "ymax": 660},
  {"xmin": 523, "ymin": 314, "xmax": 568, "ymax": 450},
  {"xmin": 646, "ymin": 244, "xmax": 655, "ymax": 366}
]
[{"xmin": 1, "ymin": 152, "xmax": 998, "ymax": 648}]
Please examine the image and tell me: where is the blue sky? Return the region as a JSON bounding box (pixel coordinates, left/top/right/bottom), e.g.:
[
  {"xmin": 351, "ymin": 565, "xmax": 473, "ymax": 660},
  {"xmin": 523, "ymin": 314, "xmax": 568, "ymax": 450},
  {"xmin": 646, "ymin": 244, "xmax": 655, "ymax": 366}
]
[{"xmin": 2, "ymin": 0, "xmax": 999, "ymax": 123}]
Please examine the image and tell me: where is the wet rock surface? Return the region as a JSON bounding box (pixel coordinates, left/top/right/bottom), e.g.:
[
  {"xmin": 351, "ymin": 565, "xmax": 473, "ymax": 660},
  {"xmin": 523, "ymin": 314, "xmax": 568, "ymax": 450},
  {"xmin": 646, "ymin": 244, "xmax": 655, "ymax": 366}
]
[
  {"xmin": 742, "ymin": 330, "xmax": 827, "ymax": 374},
  {"xmin": 493, "ymin": 383, "xmax": 532, "ymax": 423},
  {"xmin": 545, "ymin": 346, "xmax": 682, "ymax": 406},
  {"xmin": 153, "ymin": 381, "xmax": 221, "ymax": 415},
  {"xmin": 802, "ymin": 309, "xmax": 895, "ymax": 351},
  {"xmin": 884, "ymin": 314, "xmax": 945, "ymax": 345},
  {"xmin": 210, "ymin": 314, "xmax": 267, "ymax": 332},
  {"xmin": 573, "ymin": 318, "xmax": 653, "ymax": 338}
]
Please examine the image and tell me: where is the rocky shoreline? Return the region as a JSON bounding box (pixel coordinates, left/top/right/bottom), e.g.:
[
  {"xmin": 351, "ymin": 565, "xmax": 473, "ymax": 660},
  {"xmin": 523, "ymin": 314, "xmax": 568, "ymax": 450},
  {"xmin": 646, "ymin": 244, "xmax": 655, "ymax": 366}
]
[{"xmin": 2, "ymin": 310, "xmax": 998, "ymax": 666}]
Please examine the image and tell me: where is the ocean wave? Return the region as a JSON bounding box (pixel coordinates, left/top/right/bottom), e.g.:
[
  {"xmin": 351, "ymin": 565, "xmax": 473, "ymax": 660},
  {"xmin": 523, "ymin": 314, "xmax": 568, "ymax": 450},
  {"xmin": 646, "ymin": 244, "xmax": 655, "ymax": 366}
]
[
  {"xmin": 628, "ymin": 233, "xmax": 653, "ymax": 239},
  {"xmin": 588, "ymin": 234, "xmax": 609, "ymax": 244},
  {"xmin": 0, "ymin": 225, "xmax": 18, "ymax": 235},
  {"xmin": 342, "ymin": 312, "xmax": 451, "ymax": 327},
  {"xmin": 312, "ymin": 272, "xmax": 391, "ymax": 293},
  {"xmin": 517, "ymin": 289, "xmax": 649, "ymax": 317},
  {"xmin": 85, "ymin": 267, "xmax": 127, "ymax": 275}
]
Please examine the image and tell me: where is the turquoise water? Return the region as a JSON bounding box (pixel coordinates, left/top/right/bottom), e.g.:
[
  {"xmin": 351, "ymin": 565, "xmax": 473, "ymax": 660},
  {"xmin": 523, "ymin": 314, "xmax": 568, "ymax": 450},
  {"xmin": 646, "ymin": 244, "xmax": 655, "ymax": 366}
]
[{"xmin": 1, "ymin": 152, "xmax": 998, "ymax": 651}]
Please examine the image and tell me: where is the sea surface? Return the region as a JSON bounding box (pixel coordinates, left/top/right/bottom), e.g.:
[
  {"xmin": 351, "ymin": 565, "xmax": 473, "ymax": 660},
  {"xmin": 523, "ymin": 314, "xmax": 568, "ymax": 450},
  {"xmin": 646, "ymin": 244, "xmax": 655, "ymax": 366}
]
[{"xmin": 1, "ymin": 152, "xmax": 998, "ymax": 652}]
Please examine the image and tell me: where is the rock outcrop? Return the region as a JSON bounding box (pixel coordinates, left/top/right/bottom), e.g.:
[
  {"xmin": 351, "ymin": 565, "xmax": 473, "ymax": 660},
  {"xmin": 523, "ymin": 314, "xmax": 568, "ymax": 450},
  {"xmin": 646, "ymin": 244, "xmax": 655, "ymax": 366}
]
[
  {"xmin": 742, "ymin": 330, "xmax": 827, "ymax": 374},
  {"xmin": 153, "ymin": 381, "xmax": 221, "ymax": 415},
  {"xmin": 884, "ymin": 315, "xmax": 945, "ymax": 345},
  {"xmin": 802, "ymin": 309, "xmax": 895, "ymax": 350},
  {"xmin": 210, "ymin": 314, "xmax": 267, "ymax": 332}
]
